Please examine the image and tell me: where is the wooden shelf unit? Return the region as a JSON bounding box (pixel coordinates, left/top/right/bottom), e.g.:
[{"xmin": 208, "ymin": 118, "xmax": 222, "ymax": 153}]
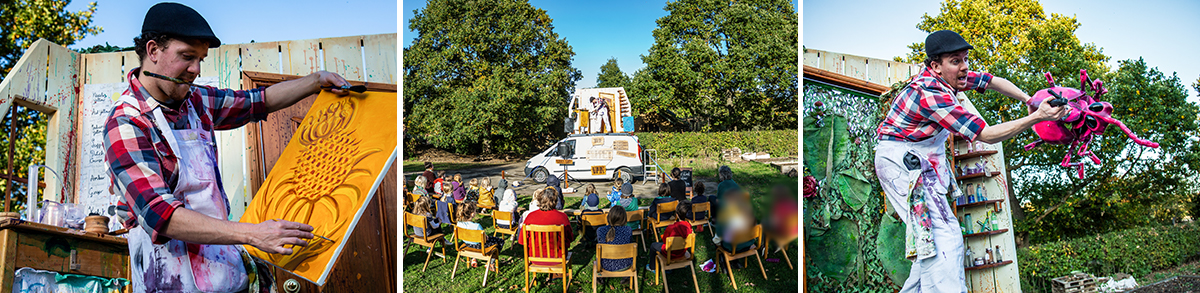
[{"xmin": 965, "ymin": 260, "xmax": 1013, "ymax": 272}]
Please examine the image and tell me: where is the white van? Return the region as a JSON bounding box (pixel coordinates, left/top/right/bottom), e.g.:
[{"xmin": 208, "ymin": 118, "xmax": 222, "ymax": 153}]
[{"xmin": 525, "ymin": 133, "xmax": 644, "ymax": 184}]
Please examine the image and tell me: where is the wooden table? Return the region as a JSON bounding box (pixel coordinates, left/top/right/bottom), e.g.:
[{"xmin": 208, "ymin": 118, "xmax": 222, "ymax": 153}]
[{"xmin": 0, "ymin": 218, "xmax": 130, "ymax": 293}]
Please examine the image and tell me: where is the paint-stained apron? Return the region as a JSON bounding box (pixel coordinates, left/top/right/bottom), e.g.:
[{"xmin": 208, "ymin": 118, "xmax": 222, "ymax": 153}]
[
  {"xmin": 875, "ymin": 129, "xmax": 967, "ymax": 293},
  {"xmin": 120, "ymin": 94, "xmax": 249, "ymax": 293}
]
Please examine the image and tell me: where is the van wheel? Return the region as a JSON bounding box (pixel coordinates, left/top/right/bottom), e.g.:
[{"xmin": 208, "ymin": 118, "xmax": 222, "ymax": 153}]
[
  {"xmin": 531, "ymin": 167, "xmax": 550, "ymax": 184},
  {"xmin": 615, "ymin": 167, "xmax": 633, "ymax": 184}
]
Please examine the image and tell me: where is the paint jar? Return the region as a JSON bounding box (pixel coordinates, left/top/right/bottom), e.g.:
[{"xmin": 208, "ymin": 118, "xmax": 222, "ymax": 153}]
[
  {"xmin": 85, "ymin": 215, "xmax": 110, "ymax": 234},
  {"xmin": 38, "ymin": 201, "xmax": 65, "ymax": 228}
]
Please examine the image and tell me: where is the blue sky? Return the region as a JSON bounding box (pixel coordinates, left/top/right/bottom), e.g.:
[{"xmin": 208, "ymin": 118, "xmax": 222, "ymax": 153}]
[
  {"xmin": 65, "ymin": 0, "xmax": 397, "ymax": 49},
  {"xmin": 403, "ymin": 0, "xmax": 800, "ymax": 89},
  {"xmin": 804, "ymin": 0, "xmax": 1200, "ymax": 101}
]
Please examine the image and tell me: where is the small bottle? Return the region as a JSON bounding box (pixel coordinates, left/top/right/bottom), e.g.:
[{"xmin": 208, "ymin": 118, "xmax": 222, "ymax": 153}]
[
  {"xmin": 986, "ymin": 248, "xmax": 994, "ymax": 264},
  {"xmin": 964, "ymin": 214, "xmax": 973, "ymax": 234},
  {"xmin": 995, "ymin": 245, "xmax": 1003, "ymax": 262},
  {"xmin": 965, "ymin": 246, "xmax": 974, "ymax": 267}
]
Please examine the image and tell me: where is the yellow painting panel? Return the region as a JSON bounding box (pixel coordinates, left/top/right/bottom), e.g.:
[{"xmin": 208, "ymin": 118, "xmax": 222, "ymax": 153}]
[{"xmin": 239, "ymin": 90, "xmax": 397, "ymax": 285}]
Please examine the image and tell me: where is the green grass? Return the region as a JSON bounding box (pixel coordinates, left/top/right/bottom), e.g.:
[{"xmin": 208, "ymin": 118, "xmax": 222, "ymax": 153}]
[{"xmin": 402, "ymin": 162, "xmax": 799, "ymax": 292}]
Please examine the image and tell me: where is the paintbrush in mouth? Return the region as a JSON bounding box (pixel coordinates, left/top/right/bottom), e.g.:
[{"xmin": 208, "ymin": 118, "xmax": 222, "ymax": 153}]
[{"xmin": 143, "ymin": 71, "xmax": 203, "ymax": 87}]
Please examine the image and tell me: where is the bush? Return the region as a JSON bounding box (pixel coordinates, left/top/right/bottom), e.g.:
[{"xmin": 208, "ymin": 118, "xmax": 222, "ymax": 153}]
[
  {"xmin": 635, "ymin": 130, "xmax": 797, "ymax": 159},
  {"xmin": 1018, "ymin": 223, "xmax": 1200, "ymax": 292}
]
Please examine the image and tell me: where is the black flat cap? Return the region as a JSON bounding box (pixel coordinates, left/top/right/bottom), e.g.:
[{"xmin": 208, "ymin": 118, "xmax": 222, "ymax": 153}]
[
  {"xmin": 925, "ymin": 30, "xmax": 973, "ymax": 58},
  {"xmin": 142, "ymin": 2, "xmax": 220, "ymax": 48}
]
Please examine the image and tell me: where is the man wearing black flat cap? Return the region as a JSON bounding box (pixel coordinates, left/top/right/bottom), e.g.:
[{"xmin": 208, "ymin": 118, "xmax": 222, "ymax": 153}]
[
  {"xmin": 873, "ymin": 30, "xmax": 1067, "ymax": 292},
  {"xmin": 104, "ymin": 2, "xmax": 356, "ymax": 292}
]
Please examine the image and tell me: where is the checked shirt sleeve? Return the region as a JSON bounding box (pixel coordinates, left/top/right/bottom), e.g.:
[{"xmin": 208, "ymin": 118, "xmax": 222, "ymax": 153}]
[
  {"xmin": 193, "ymin": 86, "xmax": 268, "ymax": 130},
  {"xmin": 963, "ymin": 71, "xmax": 994, "ymax": 93},
  {"xmin": 105, "ymin": 105, "xmax": 183, "ymax": 244},
  {"xmin": 921, "ymin": 89, "xmax": 988, "ymax": 142}
]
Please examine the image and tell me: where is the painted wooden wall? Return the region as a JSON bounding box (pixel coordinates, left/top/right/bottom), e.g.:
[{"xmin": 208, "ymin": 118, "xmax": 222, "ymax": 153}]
[
  {"xmin": 0, "ymin": 33, "xmax": 396, "ymax": 221},
  {"xmin": 0, "ymin": 39, "xmax": 81, "ymax": 203}
]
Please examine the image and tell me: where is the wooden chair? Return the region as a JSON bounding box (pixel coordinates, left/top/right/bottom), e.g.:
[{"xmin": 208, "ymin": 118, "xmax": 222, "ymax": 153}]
[
  {"xmin": 653, "ymin": 233, "xmax": 698, "ymax": 293},
  {"xmin": 579, "ymin": 212, "xmax": 608, "ymax": 246},
  {"xmin": 625, "ymin": 209, "xmax": 648, "ymax": 251},
  {"xmin": 647, "ymin": 201, "xmax": 679, "ymax": 240},
  {"xmin": 760, "ymin": 234, "xmax": 797, "ymax": 270},
  {"xmin": 593, "ymin": 243, "xmax": 638, "ymax": 293},
  {"xmin": 522, "ymin": 224, "xmax": 573, "ymax": 293},
  {"xmin": 492, "ymin": 210, "xmax": 518, "ymax": 238},
  {"xmin": 687, "ymin": 202, "xmax": 712, "ymax": 236},
  {"xmin": 717, "ymin": 224, "xmax": 767, "ymax": 290},
  {"xmin": 403, "ymin": 212, "xmax": 447, "ymax": 271},
  {"xmin": 436, "ymin": 200, "xmax": 457, "ymax": 240},
  {"xmin": 451, "ymin": 225, "xmax": 501, "ymax": 286}
]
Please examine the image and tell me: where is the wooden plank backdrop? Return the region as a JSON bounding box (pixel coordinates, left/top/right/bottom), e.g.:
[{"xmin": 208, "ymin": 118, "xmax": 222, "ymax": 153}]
[
  {"xmin": 0, "ymin": 39, "xmax": 80, "ymax": 203},
  {"xmin": 0, "ymin": 33, "xmax": 395, "ymax": 223},
  {"xmin": 803, "ymin": 48, "xmax": 922, "ymax": 87}
]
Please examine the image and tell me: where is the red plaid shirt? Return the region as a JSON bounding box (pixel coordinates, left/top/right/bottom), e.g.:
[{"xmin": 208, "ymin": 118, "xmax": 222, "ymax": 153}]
[
  {"xmin": 105, "ymin": 68, "xmax": 267, "ymax": 244},
  {"xmin": 876, "ymin": 66, "xmax": 993, "ymax": 142}
]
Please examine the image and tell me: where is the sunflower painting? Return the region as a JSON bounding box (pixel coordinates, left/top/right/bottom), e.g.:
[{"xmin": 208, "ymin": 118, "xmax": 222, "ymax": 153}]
[{"xmin": 240, "ymin": 90, "xmax": 397, "ymax": 285}]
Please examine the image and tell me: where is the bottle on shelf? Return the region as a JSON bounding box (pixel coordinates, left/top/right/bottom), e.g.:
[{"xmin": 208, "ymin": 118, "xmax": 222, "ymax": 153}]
[
  {"xmin": 986, "ymin": 248, "xmax": 994, "ymax": 264},
  {"xmin": 964, "ymin": 213, "xmax": 973, "ymax": 234},
  {"xmin": 995, "ymin": 245, "xmax": 1003, "ymax": 262},
  {"xmin": 965, "ymin": 246, "xmax": 973, "ymax": 267}
]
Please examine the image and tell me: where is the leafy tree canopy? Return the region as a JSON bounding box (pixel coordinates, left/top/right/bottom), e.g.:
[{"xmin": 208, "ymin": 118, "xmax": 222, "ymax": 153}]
[
  {"xmin": 404, "ymin": 0, "xmax": 581, "ymax": 155},
  {"xmin": 596, "ymin": 57, "xmax": 629, "ymax": 88}
]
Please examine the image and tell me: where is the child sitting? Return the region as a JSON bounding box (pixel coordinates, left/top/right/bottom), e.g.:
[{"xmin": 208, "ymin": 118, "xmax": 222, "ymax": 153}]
[
  {"xmin": 464, "ymin": 178, "xmax": 481, "ymax": 202},
  {"xmin": 647, "ymin": 183, "xmax": 678, "ymax": 221},
  {"xmin": 595, "ymin": 208, "xmax": 633, "ymax": 286},
  {"xmin": 477, "ymin": 177, "xmax": 496, "ymax": 209},
  {"xmin": 578, "ymin": 184, "xmax": 604, "ymax": 242},
  {"xmin": 649, "ymin": 202, "xmax": 693, "ymax": 272},
  {"xmin": 432, "ymin": 171, "xmax": 447, "ymax": 196},
  {"xmin": 685, "ymin": 182, "xmax": 709, "ymax": 221},
  {"xmin": 611, "ymin": 187, "xmax": 640, "ymax": 230},
  {"xmin": 411, "ymin": 196, "xmax": 447, "ymax": 239},
  {"xmin": 496, "ymin": 188, "xmax": 519, "ymax": 229},
  {"xmin": 455, "ymin": 203, "xmax": 503, "ymax": 268},
  {"xmin": 606, "ymin": 178, "xmax": 623, "ymax": 204},
  {"xmin": 451, "ymin": 173, "xmax": 466, "ymax": 203}
]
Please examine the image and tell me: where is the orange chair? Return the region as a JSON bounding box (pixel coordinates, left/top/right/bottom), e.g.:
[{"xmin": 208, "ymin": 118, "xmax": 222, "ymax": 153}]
[
  {"xmin": 647, "ymin": 201, "xmax": 679, "ymax": 240},
  {"xmin": 403, "ymin": 212, "xmax": 447, "ymax": 271},
  {"xmin": 522, "ymin": 224, "xmax": 573, "ymax": 293},
  {"xmin": 687, "ymin": 201, "xmax": 712, "ymax": 236},
  {"xmin": 654, "ymin": 233, "xmax": 699, "ymax": 293},
  {"xmin": 492, "ymin": 210, "xmax": 518, "ymax": 238},
  {"xmin": 761, "ymin": 233, "xmax": 797, "ymax": 270},
  {"xmin": 451, "ymin": 225, "xmax": 501, "ymax": 286},
  {"xmin": 593, "ymin": 243, "xmax": 638, "ymax": 293},
  {"xmin": 717, "ymin": 224, "xmax": 767, "ymax": 289},
  {"xmin": 625, "ymin": 209, "xmax": 648, "ymax": 251}
]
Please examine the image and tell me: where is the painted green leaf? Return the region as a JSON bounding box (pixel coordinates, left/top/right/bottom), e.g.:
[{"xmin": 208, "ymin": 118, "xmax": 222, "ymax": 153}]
[
  {"xmin": 807, "ymin": 219, "xmax": 861, "ymax": 282},
  {"xmin": 875, "ymin": 214, "xmax": 912, "ymax": 285},
  {"xmin": 837, "ymin": 169, "xmax": 873, "ymax": 211},
  {"xmin": 803, "ymin": 115, "xmax": 850, "ymax": 180}
]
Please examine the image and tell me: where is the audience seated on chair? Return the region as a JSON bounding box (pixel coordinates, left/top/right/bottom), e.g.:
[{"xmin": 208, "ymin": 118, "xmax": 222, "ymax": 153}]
[
  {"xmin": 651, "ymin": 202, "xmax": 693, "ymax": 268},
  {"xmin": 648, "ymin": 183, "xmax": 678, "ymax": 221}
]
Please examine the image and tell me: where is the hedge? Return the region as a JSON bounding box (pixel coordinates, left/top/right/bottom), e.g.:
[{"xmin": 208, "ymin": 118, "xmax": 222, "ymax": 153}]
[
  {"xmin": 1018, "ymin": 223, "xmax": 1200, "ymax": 292},
  {"xmin": 634, "ymin": 130, "xmax": 798, "ymax": 159}
]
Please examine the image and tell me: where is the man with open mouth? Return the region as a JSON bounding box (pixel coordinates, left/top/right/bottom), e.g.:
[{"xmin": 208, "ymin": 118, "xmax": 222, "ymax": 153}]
[{"xmin": 872, "ymin": 30, "xmax": 1067, "ymax": 292}]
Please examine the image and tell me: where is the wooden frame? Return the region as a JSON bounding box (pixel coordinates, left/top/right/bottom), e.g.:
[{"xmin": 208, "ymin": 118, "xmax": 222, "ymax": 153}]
[
  {"xmin": 626, "ymin": 209, "xmax": 648, "ymax": 251},
  {"xmin": 0, "ymin": 219, "xmax": 129, "ymax": 293},
  {"xmin": 403, "ymin": 212, "xmax": 447, "ymax": 271},
  {"xmin": 648, "ymin": 201, "xmax": 679, "ymax": 240},
  {"xmin": 687, "ymin": 201, "xmax": 713, "ymax": 237}
]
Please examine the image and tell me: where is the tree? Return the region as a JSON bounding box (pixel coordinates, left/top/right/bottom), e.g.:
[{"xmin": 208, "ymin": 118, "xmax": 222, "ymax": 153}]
[
  {"xmin": 0, "ymin": 0, "xmax": 99, "ymax": 214},
  {"xmin": 595, "ymin": 58, "xmax": 629, "ymax": 88},
  {"xmin": 629, "ymin": 0, "xmax": 797, "ymax": 131},
  {"xmin": 0, "ymin": 0, "xmax": 101, "ymax": 78},
  {"xmin": 404, "ymin": 0, "xmax": 581, "ymax": 155}
]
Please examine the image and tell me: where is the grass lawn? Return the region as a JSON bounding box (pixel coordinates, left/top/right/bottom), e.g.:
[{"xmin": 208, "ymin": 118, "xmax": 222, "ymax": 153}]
[{"xmin": 401, "ymin": 160, "xmax": 799, "ymax": 293}]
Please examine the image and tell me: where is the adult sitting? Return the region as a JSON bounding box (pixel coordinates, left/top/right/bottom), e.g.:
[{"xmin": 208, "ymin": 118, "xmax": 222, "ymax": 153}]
[
  {"xmin": 713, "ymin": 165, "xmax": 739, "ymax": 219},
  {"xmin": 714, "ymin": 189, "xmax": 756, "ymax": 269},
  {"xmin": 422, "ymin": 161, "xmax": 437, "ymax": 194},
  {"xmin": 517, "ymin": 187, "xmax": 575, "ymax": 269}
]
